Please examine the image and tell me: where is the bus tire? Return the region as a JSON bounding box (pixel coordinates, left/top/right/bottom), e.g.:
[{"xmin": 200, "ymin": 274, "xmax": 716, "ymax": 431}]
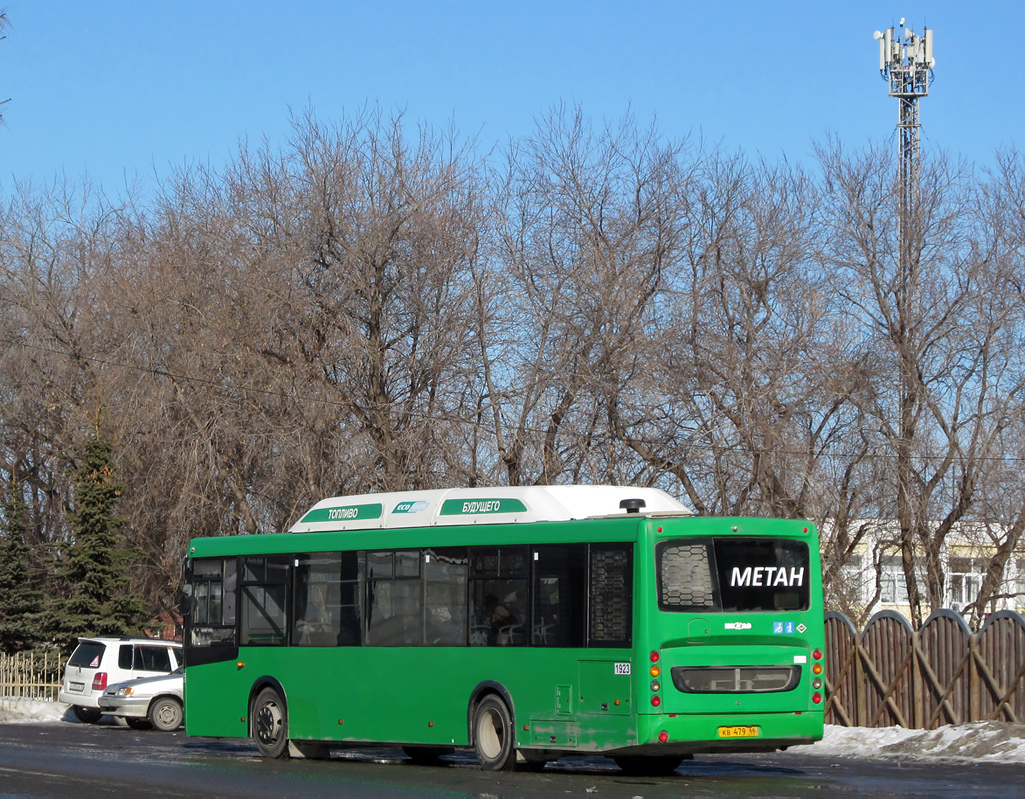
[
  {"xmin": 149, "ymin": 696, "xmax": 184, "ymax": 731},
  {"xmin": 473, "ymin": 694, "xmax": 516, "ymax": 771},
  {"xmin": 72, "ymin": 705, "xmax": 102, "ymax": 724},
  {"xmin": 252, "ymin": 687, "xmax": 290, "ymax": 759},
  {"xmin": 613, "ymin": 755, "xmax": 684, "ymax": 776}
]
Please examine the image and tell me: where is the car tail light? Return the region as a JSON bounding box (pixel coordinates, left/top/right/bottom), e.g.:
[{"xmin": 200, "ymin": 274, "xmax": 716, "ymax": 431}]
[{"xmin": 92, "ymin": 672, "xmax": 107, "ymax": 691}]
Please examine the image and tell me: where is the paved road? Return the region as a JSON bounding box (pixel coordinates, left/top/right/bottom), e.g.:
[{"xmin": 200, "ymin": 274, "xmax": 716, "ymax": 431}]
[{"xmin": 0, "ymin": 720, "xmax": 1022, "ymax": 797}]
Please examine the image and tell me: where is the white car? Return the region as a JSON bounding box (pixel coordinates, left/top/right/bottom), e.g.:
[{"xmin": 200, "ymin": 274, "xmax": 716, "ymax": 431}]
[
  {"xmin": 59, "ymin": 636, "xmax": 183, "ymax": 723},
  {"xmin": 99, "ymin": 667, "xmax": 184, "ymax": 731}
]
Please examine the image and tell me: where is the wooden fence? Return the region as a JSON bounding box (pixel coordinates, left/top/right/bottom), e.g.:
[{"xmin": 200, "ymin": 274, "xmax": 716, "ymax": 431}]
[
  {"xmin": 0, "ymin": 650, "xmax": 65, "ymax": 707},
  {"xmin": 825, "ymin": 609, "xmax": 1025, "ymax": 728}
]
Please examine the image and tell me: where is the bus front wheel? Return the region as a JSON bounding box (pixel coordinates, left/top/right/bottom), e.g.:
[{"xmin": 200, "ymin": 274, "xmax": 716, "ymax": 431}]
[
  {"xmin": 252, "ymin": 687, "xmax": 289, "ymax": 759},
  {"xmin": 472, "ymin": 695, "xmax": 516, "ymax": 771}
]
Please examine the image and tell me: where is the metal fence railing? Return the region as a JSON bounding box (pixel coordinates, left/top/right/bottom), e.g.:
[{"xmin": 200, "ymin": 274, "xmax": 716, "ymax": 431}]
[{"xmin": 0, "ymin": 649, "xmax": 65, "ymax": 708}]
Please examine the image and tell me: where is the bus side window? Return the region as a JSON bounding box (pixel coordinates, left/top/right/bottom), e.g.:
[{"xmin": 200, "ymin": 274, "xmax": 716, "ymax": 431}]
[
  {"xmin": 366, "ymin": 551, "xmax": 422, "ymax": 646},
  {"xmin": 240, "ymin": 556, "xmax": 289, "ymax": 646},
  {"xmin": 532, "ymin": 545, "xmax": 586, "ymax": 647},
  {"xmin": 424, "ymin": 548, "xmax": 468, "ymax": 646},
  {"xmin": 469, "ymin": 546, "xmax": 528, "ymax": 646},
  {"xmin": 293, "ymin": 552, "xmax": 363, "ymax": 647}
]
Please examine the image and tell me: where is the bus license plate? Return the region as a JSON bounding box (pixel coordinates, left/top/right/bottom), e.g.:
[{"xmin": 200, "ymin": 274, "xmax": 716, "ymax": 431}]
[{"xmin": 718, "ymin": 725, "xmax": 760, "ymax": 738}]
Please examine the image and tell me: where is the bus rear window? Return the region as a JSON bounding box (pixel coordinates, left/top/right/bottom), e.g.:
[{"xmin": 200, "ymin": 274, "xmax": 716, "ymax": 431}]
[{"xmin": 657, "ymin": 538, "xmax": 810, "ymax": 612}]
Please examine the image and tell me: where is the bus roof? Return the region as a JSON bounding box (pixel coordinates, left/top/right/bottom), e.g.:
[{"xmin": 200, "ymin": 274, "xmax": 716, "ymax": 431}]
[{"xmin": 288, "ymin": 485, "xmax": 692, "ymax": 534}]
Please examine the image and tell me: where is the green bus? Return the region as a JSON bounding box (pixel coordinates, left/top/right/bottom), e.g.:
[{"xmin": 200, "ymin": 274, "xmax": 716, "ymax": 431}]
[{"xmin": 181, "ymin": 485, "xmax": 824, "ymax": 775}]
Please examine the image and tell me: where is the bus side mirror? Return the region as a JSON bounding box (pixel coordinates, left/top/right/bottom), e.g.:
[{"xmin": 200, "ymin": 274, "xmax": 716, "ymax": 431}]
[{"xmin": 180, "ymin": 583, "xmax": 193, "ymax": 617}]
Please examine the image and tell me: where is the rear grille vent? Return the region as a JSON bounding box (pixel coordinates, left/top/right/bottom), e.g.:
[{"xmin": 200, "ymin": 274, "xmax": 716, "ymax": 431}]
[{"xmin": 670, "ymin": 665, "xmax": 800, "ymax": 694}]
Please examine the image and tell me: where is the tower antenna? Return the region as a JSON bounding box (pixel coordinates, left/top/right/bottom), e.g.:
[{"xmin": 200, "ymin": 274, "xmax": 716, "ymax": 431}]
[{"xmin": 871, "ymin": 20, "xmax": 936, "ymax": 626}]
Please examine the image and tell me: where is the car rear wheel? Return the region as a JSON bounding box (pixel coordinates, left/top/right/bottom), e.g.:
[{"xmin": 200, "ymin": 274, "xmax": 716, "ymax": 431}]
[
  {"xmin": 149, "ymin": 697, "xmax": 184, "ymax": 731},
  {"xmin": 252, "ymin": 687, "xmax": 289, "ymax": 758},
  {"xmin": 72, "ymin": 705, "xmax": 102, "ymax": 724}
]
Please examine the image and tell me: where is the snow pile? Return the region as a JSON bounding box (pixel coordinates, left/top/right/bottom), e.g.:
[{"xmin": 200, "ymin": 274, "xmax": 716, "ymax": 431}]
[
  {"xmin": 0, "ymin": 698, "xmax": 70, "ymax": 724},
  {"xmin": 792, "ymin": 722, "xmax": 1025, "ymax": 762}
]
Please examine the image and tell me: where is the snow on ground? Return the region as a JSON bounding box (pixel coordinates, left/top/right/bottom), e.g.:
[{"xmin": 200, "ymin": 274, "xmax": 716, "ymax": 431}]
[
  {"xmin": 792, "ymin": 722, "xmax": 1025, "ymax": 762},
  {"xmin": 3, "ymin": 700, "xmax": 1024, "ymax": 763},
  {"xmin": 0, "ymin": 698, "xmax": 70, "ymax": 724}
]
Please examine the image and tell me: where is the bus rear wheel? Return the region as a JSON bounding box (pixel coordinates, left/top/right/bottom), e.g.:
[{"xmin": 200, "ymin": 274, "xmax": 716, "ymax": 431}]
[
  {"xmin": 613, "ymin": 755, "xmax": 684, "ymax": 776},
  {"xmin": 472, "ymin": 695, "xmax": 516, "ymax": 771},
  {"xmin": 252, "ymin": 687, "xmax": 289, "ymax": 759}
]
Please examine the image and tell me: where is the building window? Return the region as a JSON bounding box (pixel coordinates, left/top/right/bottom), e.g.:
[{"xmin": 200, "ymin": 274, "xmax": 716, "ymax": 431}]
[
  {"xmin": 948, "ymin": 556, "xmax": 989, "ymax": 610},
  {"xmin": 879, "ymin": 555, "xmax": 907, "ymax": 604}
]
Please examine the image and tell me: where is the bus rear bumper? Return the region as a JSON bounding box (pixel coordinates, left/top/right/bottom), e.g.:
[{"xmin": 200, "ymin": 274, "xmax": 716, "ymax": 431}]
[{"xmin": 623, "ymin": 711, "xmax": 824, "ymax": 756}]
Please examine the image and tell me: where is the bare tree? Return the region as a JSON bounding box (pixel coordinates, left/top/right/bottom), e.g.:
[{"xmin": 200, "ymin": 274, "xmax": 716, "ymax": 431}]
[
  {"xmin": 817, "ymin": 140, "xmax": 1025, "ymax": 626},
  {"xmin": 480, "ymin": 106, "xmax": 694, "ymax": 487}
]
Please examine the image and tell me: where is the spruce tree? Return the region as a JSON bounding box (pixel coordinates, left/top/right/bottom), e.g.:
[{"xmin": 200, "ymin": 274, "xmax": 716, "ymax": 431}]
[
  {"xmin": 47, "ymin": 434, "xmax": 144, "ymax": 650},
  {"xmin": 0, "ymin": 478, "xmax": 43, "ymax": 653}
]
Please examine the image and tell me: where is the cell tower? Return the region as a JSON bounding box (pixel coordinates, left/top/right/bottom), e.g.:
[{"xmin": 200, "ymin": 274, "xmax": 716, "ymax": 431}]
[
  {"xmin": 872, "ymin": 22, "xmax": 936, "ymax": 625},
  {"xmin": 873, "ymin": 21, "xmax": 935, "ymax": 231}
]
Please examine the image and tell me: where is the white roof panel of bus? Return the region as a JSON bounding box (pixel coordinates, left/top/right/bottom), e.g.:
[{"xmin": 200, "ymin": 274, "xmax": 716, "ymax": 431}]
[{"xmin": 288, "ymin": 485, "xmax": 692, "ymax": 533}]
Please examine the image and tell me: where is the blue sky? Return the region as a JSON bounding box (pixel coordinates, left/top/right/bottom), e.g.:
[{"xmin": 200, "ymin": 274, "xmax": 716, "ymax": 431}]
[{"xmin": 1, "ymin": 2, "xmax": 1019, "ymax": 196}]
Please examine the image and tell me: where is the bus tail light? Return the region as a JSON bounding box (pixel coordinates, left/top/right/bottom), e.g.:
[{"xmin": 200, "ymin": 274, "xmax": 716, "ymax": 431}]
[
  {"xmin": 658, "ymin": 730, "xmax": 669, "ymax": 743},
  {"xmin": 812, "ymin": 693, "xmax": 823, "ymax": 704},
  {"xmin": 651, "ymin": 696, "xmax": 661, "ymax": 707},
  {"xmin": 650, "ymin": 651, "xmax": 660, "ymax": 663},
  {"xmin": 92, "ymin": 672, "xmax": 107, "ymax": 691},
  {"xmin": 812, "ymin": 663, "xmax": 823, "ymax": 675}
]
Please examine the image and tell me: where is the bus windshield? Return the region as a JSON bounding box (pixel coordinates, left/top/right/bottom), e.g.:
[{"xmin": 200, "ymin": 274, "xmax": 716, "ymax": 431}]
[{"xmin": 657, "ymin": 537, "xmax": 810, "ymax": 612}]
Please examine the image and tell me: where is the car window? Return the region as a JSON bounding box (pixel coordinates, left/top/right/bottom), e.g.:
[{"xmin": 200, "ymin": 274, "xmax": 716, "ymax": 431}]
[
  {"xmin": 119, "ymin": 644, "xmax": 134, "ymax": 670},
  {"xmin": 134, "ymin": 645, "xmax": 172, "ymax": 672},
  {"xmin": 68, "ymin": 642, "xmax": 106, "ymax": 668}
]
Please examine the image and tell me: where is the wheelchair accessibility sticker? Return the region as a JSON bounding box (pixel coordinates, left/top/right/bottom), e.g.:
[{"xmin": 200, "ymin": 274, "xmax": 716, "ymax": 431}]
[{"xmin": 773, "ymin": 622, "xmax": 796, "ymax": 634}]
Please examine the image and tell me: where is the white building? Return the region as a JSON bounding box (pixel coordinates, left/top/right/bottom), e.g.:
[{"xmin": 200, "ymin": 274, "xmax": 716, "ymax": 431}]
[{"xmin": 821, "ymin": 519, "xmax": 1025, "ymax": 623}]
